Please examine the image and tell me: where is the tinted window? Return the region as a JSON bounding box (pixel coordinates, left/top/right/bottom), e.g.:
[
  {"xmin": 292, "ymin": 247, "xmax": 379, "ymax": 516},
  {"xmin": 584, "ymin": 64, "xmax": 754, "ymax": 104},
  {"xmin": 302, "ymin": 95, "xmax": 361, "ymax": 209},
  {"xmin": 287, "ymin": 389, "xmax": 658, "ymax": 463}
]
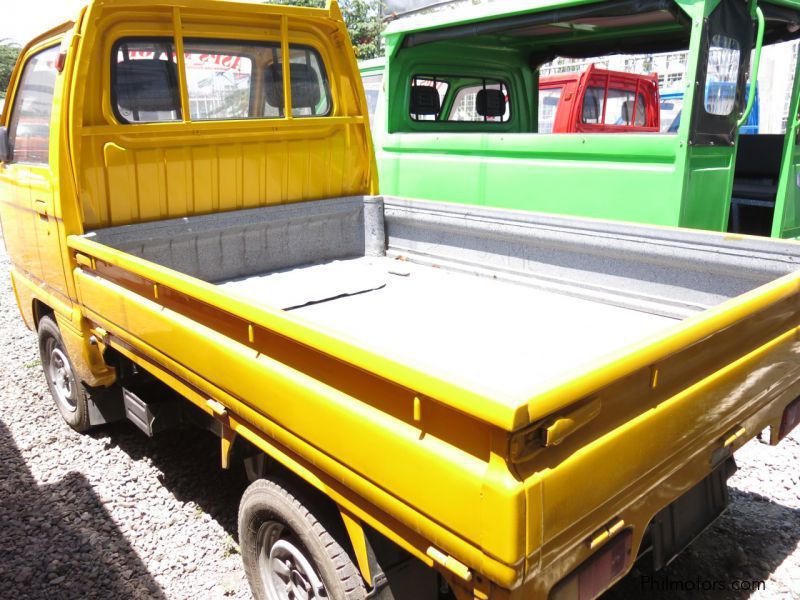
[
  {"xmin": 113, "ymin": 39, "xmax": 181, "ymax": 123},
  {"xmin": 8, "ymin": 46, "xmax": 59, "ymax": 164}
]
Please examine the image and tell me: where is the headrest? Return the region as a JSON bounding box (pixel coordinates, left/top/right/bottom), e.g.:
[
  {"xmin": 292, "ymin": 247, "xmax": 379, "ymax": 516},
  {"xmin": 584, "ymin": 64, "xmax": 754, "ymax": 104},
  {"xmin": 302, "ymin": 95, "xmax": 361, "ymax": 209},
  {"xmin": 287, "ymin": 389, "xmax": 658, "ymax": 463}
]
[
  {"xmin": 115, "ymin": 60, "xmax": 180, "ymax": 116},
  {"xmin": 620, "ymin": 100, "xmax": 634, "ymax": 124},
  {"xmin": 582, "ymin": 95, "xmax": 599, "ymax": 123},
  {"xmin": 265, "ymin": 63, "xmax": 323, "ymax": 110},
  {"xmin": 410, "ymin": 85, "xmax": 440, "ymax": 116},
  {"xmin": 476, "ymin": 88, "xmax": 506, "ymax": 118}
]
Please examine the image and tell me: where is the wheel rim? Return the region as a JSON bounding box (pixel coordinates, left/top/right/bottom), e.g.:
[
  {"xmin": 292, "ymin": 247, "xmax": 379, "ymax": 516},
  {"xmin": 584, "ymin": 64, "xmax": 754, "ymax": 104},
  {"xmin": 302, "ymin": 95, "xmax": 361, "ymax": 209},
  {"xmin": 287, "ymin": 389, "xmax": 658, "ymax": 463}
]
[
  {"xmin": 257, "ymin": 522, "xmax": 327, "ymax": 600},
  {"xmin": 47, "ymin": 341, "xmax": 77, "ymax": 413}
]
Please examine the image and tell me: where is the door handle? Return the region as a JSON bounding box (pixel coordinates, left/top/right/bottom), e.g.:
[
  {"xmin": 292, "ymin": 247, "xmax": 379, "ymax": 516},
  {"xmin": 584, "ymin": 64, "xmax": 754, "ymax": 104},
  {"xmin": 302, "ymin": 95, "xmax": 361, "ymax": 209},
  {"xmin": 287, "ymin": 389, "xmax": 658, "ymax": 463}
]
[{"xmin": 33, "ymin": 199, "xmax": 48, "ymax": 218}]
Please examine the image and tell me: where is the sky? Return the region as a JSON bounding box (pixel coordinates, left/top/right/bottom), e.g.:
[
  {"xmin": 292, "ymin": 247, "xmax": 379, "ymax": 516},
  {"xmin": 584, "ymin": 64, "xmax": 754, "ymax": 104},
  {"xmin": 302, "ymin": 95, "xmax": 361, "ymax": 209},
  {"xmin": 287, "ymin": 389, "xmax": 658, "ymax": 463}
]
[{"xmin": 0, "ymin": 0, "xmax": 87, "ymax": 44}]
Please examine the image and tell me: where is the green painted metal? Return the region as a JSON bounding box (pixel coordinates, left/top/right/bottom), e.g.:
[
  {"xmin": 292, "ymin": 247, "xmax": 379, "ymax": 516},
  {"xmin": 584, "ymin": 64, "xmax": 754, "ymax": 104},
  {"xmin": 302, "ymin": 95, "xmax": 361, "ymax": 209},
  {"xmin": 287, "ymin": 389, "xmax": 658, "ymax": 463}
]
[
  {"xmin": 738, "ymin": 6, "xmax": 765, "ymax": 128},
  {"xmin": 367, "ymin": 0, "xmax": 800, "ymax": 238},
  {"xmin": 772, "ymin": 38, "xmax": 800, "ymax": 238}
]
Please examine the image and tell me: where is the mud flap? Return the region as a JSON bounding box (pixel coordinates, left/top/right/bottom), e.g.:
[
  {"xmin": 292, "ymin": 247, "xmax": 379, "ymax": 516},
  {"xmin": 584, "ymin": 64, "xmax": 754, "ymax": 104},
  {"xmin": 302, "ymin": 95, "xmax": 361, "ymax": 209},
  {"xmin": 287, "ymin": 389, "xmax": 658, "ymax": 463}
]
[
  {"xmin": 650, "ymin": 457, "xmax": 737, "ymax": 570},
  {"xmin": 86, "ymin": 386, "xmax": 126, "ymax": 426}
]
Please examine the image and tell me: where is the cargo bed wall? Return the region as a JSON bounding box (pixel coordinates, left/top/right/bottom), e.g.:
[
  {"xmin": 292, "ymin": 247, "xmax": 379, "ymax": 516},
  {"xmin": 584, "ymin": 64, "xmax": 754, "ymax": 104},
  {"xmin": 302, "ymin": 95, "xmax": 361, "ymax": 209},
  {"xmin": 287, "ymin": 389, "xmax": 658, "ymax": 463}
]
[
  {"xmin": 380, "ymin": 197, "xmax": 800, "ymax": 319},
  {"xmin": 87, "ymin": 196, "xmax": 387, "ymax": 282},
  {"xmin": 89, "ymin": 196, "xmax": 800, "ymax": 320}
]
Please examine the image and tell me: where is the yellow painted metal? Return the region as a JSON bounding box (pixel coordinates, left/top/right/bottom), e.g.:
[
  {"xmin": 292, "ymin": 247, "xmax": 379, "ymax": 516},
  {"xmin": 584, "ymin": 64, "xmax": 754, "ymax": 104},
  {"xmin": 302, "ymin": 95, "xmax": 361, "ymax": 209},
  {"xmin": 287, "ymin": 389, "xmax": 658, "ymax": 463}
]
[
  {"xmin": 171, "ymin": 7, "xmax": 191, "ymax": 123},
  {"xmin": 588, "ymin": 519, "xmax": 625, "ymax": 551},
  {"xmin": 426, "ymin": 546, "xmax": 473, "ymax": 582},
  {"xmin": 722, "ymin": 426, "xmax": 747, "ymax": 448},
  {"xmin": 69, "ymin": 233, "xmax": 522, "ymax": 430},
  {"xmin": 523, "ymin": 267, "xmax": 800, "ymax": 424},
  {"xmin": 206, "ymin": 399, "xmax": 227, "ymax": 417},
  {"xmin": 339, "ymin": 509, "xmax": 372, "ymax": 584},
  {"xmin": 71, "ymin": 267, "xmax": 523, "ymax": 586},
  {"xmin": 281, "ymin": 15, "xmax": 293, "ymax": 119},
  {"xmin": 543, "ymin": 398, "xmax": 601, "ymax": 447}
]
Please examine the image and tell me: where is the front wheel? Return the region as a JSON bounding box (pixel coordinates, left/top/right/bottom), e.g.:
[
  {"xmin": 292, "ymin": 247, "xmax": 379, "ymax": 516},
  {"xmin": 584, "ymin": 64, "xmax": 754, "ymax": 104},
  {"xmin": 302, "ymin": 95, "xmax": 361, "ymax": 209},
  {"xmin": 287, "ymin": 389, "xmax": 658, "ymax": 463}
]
[
  {"xmin": 238, "ymin": 477, "xmax": 367, "ymax": 600},
  {"xmin": 38, "ymin": 315, "xmax": 91, "ymax": 432}
]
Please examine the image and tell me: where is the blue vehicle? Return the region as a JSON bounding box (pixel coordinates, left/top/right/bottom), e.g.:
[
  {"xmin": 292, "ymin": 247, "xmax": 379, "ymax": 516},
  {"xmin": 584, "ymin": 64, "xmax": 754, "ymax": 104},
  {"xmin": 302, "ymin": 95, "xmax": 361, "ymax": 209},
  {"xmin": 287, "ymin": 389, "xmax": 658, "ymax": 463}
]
[{"xmin": 660, "ymin": 82, "xmax": 759, "ymax": 134}]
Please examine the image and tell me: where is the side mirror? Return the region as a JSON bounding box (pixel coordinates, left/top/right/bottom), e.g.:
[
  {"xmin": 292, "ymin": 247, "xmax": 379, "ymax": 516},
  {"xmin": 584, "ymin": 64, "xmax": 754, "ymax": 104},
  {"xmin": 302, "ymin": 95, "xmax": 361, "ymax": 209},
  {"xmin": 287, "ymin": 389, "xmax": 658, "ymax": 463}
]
[{"xmin": 0, "ymin": 127, "xmax": 9, "ymax": 163}]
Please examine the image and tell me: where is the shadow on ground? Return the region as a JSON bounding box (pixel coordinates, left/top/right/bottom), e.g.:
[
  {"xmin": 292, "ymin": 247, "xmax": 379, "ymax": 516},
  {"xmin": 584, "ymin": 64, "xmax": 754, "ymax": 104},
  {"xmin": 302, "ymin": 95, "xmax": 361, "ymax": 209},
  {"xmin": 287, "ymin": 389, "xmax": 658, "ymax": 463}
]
[
  {"xmin": 604, "ymin": 488, "xmax": 800, "ymax": 599},
  {"xmin": 94, "ymin": 421, "xmax": 249, "ymax": 539},
  {"xmin": 0, "ymin": 419, "xmax": 166, "ymax": 600}
]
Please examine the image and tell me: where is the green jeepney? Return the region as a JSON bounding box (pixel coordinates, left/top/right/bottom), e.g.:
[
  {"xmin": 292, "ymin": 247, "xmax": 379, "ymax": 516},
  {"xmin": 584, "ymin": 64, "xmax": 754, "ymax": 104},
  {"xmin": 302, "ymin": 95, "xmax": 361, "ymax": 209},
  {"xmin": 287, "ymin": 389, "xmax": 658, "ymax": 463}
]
[{"xmin": 368, "ymin": 0, "xmax": 800, "ymax": 238}]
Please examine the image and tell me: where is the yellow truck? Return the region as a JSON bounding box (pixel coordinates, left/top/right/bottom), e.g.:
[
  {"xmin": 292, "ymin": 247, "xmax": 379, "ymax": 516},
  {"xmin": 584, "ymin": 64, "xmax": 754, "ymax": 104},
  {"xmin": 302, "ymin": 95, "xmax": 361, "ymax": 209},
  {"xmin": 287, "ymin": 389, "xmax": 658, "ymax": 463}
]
[{"xmin": 1, "ymin": 1, "xmax": 800, "ymax": 599}]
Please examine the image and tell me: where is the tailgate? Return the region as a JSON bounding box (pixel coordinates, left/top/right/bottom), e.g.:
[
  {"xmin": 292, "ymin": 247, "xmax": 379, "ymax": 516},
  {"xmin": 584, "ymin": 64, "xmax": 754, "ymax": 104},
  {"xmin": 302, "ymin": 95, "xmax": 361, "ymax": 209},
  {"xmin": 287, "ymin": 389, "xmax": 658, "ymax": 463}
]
[{"xmin": 515, "ymin": 272, "xmax": 800, "ymax": 592}]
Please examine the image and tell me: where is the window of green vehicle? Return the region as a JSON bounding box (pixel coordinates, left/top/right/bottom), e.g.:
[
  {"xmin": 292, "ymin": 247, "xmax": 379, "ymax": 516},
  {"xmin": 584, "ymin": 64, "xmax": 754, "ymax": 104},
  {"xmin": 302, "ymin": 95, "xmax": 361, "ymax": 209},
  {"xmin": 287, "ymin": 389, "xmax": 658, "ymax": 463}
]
[
  {"xmin": 538, "ymin": 87, "xmax": 562, "ymax": 133},
  {"xmin": 447, "ymin": 81, "xmax": 510, "ymax": 122},
  {"xmin": 704, "ymin": 35, "xmax": 740, "ymax": 116},
  {"xmin": 409, "ymin": 76, "xmax": 449, "ymax": 121},
  {"xmin": 362, "ymin": 73, "xmax": 383, "ymax": 125}
]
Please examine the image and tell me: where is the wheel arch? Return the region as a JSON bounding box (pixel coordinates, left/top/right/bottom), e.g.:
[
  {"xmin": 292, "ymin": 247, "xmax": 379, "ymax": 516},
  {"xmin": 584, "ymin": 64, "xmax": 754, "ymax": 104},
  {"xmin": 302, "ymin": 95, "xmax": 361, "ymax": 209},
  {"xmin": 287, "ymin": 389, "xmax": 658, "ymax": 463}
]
[{"xmin": 32, "ymin": 298, "xmax": 55, "ymax": 330}]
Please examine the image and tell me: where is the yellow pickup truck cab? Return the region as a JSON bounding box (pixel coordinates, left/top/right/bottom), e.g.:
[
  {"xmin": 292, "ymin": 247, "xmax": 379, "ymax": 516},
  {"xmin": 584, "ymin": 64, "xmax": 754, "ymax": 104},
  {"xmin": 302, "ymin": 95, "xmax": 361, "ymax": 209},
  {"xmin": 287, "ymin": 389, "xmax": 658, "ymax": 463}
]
[{"xmin": 2, "ymin": 2, "xmax": 800, "ymax": 599}]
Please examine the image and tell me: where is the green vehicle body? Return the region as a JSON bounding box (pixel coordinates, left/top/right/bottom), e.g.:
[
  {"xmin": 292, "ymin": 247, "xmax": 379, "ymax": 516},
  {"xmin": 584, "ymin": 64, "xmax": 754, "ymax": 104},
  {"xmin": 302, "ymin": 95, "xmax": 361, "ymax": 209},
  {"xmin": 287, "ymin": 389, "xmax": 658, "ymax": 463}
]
[{"xmin": 366, "ymin": 0, "xmax": 800, "ymax": 239}]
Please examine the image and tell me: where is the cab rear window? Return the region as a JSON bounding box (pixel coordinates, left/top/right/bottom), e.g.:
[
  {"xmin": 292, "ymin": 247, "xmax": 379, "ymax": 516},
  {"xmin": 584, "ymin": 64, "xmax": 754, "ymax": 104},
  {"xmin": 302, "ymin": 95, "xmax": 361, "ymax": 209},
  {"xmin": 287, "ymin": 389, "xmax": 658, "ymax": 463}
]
[
  {"xmin": 113, "ymin": 40, "xmax": 181, "ymax": 123},
  {"xmin": 409, "ymin": 75, "xmax": 510, "ymax": 123},
  {"xmin": 111, "ymin": 37, "xmax": 332, "ymax": 123},
  {"xmin": 582, "ymin": 87, "xmax": 647, "ymax": 127}
]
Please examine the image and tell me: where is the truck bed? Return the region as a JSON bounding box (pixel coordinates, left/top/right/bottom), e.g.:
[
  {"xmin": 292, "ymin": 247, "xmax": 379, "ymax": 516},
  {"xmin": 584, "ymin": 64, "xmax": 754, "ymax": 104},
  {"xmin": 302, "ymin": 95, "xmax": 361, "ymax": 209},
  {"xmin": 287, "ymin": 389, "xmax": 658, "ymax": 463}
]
[
  {"xmin": 219, "ymin": 257, "xmax": 673, "ymax": 398},
  {"xmin": 88, "ymin": 195, "xmax": 799, "ymax": 402},
  {"xmin": 73, "ymin": 194, "xmax": 800, "ymax": 595}
]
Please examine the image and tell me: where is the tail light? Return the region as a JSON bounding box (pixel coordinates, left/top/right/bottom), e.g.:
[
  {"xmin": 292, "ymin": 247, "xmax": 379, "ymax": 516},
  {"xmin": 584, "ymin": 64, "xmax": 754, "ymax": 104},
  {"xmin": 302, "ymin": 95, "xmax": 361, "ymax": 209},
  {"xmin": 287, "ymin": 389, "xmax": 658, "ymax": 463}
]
[
  {"xmin": 55, "ymin": 29, "xmax": 74, "ymax": 73},
  {"xmin": 778, "ymin": 396, "xmax": 800, "ymax": 441},
  {"xmin": 550, "ymin": 529, "xmax": 632, "ymax": 600}
]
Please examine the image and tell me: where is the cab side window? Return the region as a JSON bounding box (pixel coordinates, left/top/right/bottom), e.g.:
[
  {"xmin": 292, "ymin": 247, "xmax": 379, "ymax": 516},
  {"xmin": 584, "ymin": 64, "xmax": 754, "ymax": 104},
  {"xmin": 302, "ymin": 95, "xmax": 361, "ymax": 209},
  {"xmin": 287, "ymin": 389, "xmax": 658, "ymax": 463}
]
[{"xmin": 8, "ymin": 46, "xmax": 59, "ymax": 164}]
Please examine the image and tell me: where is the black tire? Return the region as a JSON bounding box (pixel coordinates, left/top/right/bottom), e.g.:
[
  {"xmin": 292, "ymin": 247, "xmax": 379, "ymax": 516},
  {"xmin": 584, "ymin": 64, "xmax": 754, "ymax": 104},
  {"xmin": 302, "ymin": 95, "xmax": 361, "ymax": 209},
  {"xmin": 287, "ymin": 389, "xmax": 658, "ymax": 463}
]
[
  {"xmin": 38, "ymin": 315, "xmax": 91, "ymax": 433},
  {"xmin": 238, "ymin": 477, "xmax": 367, "ymax": 600}
]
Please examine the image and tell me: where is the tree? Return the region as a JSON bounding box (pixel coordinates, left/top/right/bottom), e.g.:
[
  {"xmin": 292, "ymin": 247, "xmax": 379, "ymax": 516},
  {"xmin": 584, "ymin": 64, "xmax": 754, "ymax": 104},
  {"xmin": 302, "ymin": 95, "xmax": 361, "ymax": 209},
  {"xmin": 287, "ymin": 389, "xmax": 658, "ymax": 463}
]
[
  {"xmin": 0, "ymin": 40, "xmax": 21, "ymax": 100},
  {"xmin": 267, "ymin": 0, "xmax": 384, "ymax": 60}
]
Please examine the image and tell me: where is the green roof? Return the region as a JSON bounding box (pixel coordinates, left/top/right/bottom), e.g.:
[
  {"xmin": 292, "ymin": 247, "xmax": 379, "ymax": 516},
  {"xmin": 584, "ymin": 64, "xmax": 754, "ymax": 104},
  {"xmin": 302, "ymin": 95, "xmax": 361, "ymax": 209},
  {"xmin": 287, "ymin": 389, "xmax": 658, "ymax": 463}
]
[{"xmin": 383, "ymin": 0, "xmax": 800, "ymax": 39}]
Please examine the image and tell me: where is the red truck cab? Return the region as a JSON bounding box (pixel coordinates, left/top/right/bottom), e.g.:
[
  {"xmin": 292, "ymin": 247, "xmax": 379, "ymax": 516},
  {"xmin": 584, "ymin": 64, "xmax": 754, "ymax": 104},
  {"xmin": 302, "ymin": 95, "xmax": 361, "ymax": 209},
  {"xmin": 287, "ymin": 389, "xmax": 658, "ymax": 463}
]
[{"xmin": 538, "ymin": 64, "xmax": 660, "ymax": 133}]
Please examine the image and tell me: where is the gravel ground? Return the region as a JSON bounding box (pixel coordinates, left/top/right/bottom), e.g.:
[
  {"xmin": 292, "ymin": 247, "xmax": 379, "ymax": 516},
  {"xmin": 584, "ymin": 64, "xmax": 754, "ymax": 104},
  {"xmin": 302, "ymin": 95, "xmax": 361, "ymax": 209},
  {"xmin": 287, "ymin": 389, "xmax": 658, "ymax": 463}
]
[{"xmin": 0, "ymin": 235, "xmax": 798, "ymax": 600}]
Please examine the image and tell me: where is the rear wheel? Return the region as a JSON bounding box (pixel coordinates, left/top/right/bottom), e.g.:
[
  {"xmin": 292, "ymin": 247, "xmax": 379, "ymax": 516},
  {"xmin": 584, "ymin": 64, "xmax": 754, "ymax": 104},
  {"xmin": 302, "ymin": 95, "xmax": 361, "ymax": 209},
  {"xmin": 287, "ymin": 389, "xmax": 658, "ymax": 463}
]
[
  {"xmin": 38, "ymin": 315, "xmax": 91, "ymax": 433},
  {"xmin": 239, "ymin": 477, "xmax": 367, "ymax": 600}
]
